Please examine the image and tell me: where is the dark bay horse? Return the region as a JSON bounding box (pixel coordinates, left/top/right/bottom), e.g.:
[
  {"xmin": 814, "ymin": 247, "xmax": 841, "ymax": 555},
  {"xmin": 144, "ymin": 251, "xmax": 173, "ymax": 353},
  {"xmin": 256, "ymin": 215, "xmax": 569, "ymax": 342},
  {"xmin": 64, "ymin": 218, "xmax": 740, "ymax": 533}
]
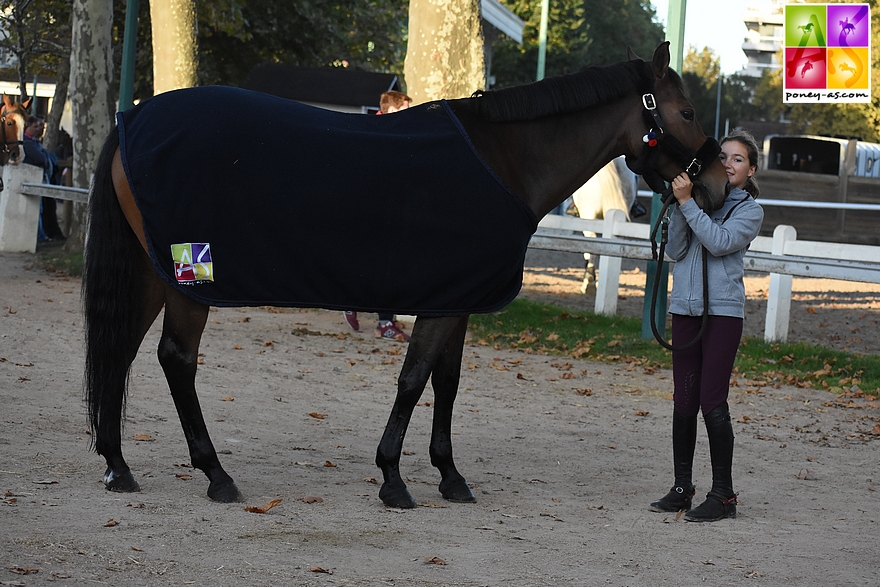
[
  {"xmin": 83, "ymin": 42, "xmax": 728, "ymax": 508},
  {"xmin": 1, "ymin": 94, "xmax": 30, "ymax": 166}
]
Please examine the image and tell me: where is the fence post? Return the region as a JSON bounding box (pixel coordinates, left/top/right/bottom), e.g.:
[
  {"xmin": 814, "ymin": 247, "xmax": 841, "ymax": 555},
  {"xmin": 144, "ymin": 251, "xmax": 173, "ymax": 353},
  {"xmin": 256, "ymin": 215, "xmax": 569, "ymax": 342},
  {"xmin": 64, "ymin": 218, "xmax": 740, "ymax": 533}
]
[
  {"xmin": 764, "ymin": 224, "xmax": 797, "ymax": 343},
  {"xmin": 0, "ymin": 165, "xmax": 44, "ymax": 253},
  {"xmin": 594, "ymin": 208, "xmax": 625, "ymax": 315}
]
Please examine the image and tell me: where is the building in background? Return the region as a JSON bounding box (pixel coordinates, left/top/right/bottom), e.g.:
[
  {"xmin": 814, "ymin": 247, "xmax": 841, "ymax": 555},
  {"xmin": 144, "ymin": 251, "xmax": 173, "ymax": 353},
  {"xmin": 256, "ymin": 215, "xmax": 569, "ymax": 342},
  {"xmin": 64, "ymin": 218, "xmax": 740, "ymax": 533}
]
[{"xmin": 740, "ymin": 0, "xmax": 785, "ymax": 78}]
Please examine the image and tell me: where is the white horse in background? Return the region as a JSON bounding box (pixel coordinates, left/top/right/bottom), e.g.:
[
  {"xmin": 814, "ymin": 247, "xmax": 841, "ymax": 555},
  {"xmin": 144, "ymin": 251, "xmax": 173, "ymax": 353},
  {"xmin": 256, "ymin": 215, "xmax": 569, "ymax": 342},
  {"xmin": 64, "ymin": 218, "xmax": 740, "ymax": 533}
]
[{"xmin": 568, "ymin": 157, "xmax": 643, "ymax": 293}]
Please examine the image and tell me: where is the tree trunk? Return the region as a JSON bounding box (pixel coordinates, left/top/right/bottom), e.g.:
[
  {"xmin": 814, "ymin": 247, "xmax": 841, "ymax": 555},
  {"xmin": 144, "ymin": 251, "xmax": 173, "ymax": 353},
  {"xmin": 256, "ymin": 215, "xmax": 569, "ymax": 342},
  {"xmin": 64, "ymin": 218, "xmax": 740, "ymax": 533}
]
[
  {"xmin": 66, "ymin": 0, "xmax": 115, "ymax": 253},
  {"xmin": 150, "ymin": 0, "xmax": 198, "ymax": 94},
  {"xmin": 43, "ymin": 55, "xmax": 71, "ymax": 154},
  {"xmin": 403, "ymin": 0, "xmax": 485, "ymax": 104}
]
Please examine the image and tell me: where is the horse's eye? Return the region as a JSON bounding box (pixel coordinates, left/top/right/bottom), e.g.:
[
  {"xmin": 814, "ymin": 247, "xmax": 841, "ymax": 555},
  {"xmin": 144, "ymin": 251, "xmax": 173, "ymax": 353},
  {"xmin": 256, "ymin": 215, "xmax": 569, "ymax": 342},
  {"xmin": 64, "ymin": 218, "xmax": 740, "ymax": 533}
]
[{"xmin": 682, "ymin": 110, "xmax": 695, "ymax": 121}]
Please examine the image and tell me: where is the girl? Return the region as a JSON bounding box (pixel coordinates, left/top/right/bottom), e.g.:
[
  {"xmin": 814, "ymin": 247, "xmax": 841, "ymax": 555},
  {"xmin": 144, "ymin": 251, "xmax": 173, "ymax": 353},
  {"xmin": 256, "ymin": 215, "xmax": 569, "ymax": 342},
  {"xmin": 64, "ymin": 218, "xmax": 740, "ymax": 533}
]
[{"xmin": 650, "ymin": 130, "xmax": 764, "ymax": 522}]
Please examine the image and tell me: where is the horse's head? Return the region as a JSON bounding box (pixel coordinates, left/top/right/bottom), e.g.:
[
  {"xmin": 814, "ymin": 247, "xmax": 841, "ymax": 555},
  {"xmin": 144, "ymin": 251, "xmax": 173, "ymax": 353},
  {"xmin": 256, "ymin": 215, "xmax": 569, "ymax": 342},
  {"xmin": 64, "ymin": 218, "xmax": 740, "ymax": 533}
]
[
  {"xmin": 1, "ymin": 94, "xmax": 32, "ymax": 166},
  {"xmin": 624, "ymin": 42, "xmax": 728, "ymax": 212}
]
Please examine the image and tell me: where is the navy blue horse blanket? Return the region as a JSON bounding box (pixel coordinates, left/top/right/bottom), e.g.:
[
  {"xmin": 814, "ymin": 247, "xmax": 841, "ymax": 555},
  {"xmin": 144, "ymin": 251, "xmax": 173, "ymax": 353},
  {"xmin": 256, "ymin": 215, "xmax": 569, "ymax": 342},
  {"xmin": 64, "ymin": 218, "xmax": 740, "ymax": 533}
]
[{"xmin": 118, "ymin": 86, "xmax": 537, "ymax": 316}]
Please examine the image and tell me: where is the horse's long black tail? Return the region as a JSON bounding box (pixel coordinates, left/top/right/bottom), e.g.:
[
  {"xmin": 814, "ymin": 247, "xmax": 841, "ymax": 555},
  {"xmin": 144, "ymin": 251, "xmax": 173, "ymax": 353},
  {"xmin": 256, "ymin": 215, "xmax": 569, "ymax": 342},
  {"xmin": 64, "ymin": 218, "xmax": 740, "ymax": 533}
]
[{"xmin": 82, "ymin": 128, "xmax": 145, "ymax": 451}]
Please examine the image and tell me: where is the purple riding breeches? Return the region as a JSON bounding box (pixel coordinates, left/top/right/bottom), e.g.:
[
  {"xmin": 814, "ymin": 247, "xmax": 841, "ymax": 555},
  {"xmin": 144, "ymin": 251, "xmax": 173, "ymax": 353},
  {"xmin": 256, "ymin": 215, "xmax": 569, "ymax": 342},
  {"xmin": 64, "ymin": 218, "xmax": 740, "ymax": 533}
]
[{"xmin": 671, "ymin": 314, "xmax": 744, "ymax": 417}]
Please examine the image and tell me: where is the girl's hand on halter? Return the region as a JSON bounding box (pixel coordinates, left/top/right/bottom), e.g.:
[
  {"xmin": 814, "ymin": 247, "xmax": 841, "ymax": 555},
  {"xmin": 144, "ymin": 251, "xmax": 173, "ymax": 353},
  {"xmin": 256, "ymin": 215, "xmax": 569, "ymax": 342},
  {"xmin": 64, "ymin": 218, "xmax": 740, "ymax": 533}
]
[{"xmin": 671, "ymin": 172, "xmax": 693, "ymax": 205}]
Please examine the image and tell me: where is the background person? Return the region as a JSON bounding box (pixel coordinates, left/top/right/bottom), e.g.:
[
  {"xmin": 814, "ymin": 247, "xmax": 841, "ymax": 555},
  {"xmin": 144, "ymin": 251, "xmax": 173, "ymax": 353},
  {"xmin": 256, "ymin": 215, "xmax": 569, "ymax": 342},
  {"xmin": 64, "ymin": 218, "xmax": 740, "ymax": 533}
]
[
  {"xmin": 343, "ymin": 90, "xmax": 414, "ymax": 342},
  {"xmin": 23, "ymin": 115, "xmax": 65, "ymax": 241}
]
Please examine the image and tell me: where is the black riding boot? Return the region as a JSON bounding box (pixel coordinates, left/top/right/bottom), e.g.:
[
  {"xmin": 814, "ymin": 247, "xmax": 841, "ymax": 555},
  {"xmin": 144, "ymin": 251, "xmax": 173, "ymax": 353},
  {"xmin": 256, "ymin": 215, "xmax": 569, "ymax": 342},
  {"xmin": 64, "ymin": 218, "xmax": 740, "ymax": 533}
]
[
  {"xmin": 650, "ymin": 410, "xmax": 697, "ymax": 512},
  {"xmin": 685, "ymin": 404, "xmax": 737, "ymax": 522}
]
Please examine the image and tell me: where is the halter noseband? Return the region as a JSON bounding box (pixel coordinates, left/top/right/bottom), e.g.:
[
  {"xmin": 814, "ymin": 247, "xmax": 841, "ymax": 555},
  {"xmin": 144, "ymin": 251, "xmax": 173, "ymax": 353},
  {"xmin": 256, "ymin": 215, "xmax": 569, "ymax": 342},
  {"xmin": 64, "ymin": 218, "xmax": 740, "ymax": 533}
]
[{"xmin": 625, "ymin": 88, "xmax": 721, "ymax": 205}]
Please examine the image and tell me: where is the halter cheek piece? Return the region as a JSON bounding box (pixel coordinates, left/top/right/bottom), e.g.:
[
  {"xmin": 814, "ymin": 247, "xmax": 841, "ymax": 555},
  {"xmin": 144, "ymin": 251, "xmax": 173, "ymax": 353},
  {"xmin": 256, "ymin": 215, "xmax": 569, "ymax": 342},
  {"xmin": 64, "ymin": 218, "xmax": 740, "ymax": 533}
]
[{"xmin": 625, "ymin": 92, "xmax": 721, "ymax": 206}]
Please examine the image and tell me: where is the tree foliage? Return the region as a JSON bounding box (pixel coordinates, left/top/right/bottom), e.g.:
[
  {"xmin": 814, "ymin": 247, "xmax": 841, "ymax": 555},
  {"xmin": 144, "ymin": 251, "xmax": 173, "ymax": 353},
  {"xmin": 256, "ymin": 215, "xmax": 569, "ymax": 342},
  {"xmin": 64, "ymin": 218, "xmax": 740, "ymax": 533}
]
[
  {"xmin": 682, "ymin": 45, "xmax": 719, "ymax": 89},
  {"xmin": 196, "ymin": 0, "xmax": 409, "ymax": 87},
  {"xmin": 105, "ymin": 0, "xmax": 409, "ymax": 105},
  {"xmin": 0, "ymin": 0, "xmax": 72, "ymax": 98},
  {"xmin": 680, "ymin": 46, "xmax": 765, "ymax": 138},
  {"xmin": 490, "ymin": 0, "xmax": 665, "ymax": 88}
]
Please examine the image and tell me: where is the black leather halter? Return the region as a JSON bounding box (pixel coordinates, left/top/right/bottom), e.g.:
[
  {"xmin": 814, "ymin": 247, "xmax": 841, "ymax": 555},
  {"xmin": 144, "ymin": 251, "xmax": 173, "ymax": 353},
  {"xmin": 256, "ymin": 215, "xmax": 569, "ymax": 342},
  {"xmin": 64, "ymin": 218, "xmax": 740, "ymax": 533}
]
[
  {"xmin": 624, "ymin": 88, "xmax": 723, "ymax": 352},
  {"xmin": 625, "ymin": 91, "xmax": 721, "ymax": 202}
]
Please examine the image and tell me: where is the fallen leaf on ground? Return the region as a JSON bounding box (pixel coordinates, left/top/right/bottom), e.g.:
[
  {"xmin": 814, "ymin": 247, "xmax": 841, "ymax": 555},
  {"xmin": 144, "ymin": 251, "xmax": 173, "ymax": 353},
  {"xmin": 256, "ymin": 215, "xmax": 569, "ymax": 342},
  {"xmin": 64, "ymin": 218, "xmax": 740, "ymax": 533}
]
[
  {"xmin": 299, "ymin": 496, "xmax": 323, "ymax": 504},
  {"xmin": 309, "ymin": 566, "xmax": 332, "ymax": 574},
  {"xmin": 9, "ymin": 566, "xmax": 39, "ymax": 575},
  {"xmin": 220, "ymin": 396, "xmax": 234, "ymax": 402},
  {"xmin": 324, "ymin": 461, "xmax": 337, "ymax": 468},
  {"xmin": 133, "ymin": 433, "xmax": 155, "ymax": 441},
  {"xmin": 309, "ymin": 412, "xmax": 327, "ymax": 419},
  {"xmin": 245, "ymin": 498, "xmax": 282, "ymax": 514},
  {"xmin": 424, "ymin": 556, "xmax": 447, "ymax": 565},
  {"xmin": 104, "ymin": 519, "xmax": 119, "ymax": 527}
]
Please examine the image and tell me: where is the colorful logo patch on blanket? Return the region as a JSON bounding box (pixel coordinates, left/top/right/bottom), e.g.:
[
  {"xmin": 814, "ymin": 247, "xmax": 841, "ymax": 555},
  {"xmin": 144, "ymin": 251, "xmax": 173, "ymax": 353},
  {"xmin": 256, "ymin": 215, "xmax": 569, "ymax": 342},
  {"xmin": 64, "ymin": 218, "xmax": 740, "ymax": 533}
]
[{"xmin": 171, "ymin": 243, "xmax": 214, "ymax": 284}]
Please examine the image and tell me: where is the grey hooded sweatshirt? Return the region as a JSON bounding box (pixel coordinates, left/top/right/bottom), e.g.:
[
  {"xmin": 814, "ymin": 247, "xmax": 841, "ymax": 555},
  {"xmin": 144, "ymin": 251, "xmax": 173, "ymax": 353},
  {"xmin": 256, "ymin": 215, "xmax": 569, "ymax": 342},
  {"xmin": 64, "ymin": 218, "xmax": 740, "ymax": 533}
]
[{"xmin": 666, "ymin": 188, "xmax": 764, "ymax": 318}]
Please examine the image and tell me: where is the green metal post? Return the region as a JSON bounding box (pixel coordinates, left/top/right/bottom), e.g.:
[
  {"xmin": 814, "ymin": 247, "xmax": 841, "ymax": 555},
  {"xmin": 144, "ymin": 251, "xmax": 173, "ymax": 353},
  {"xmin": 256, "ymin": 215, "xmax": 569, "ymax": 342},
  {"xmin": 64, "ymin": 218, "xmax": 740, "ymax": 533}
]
[
  {"xmin": 641, "ymin": 0, "xmax": 686, "ymax": 340},
  {"xmin": 118, "ymin": 0, "xmax": 141, "ymax": 112},
  {"xmin": 536, "ymin": 0, "xmax": 549, "ymax": 81}
]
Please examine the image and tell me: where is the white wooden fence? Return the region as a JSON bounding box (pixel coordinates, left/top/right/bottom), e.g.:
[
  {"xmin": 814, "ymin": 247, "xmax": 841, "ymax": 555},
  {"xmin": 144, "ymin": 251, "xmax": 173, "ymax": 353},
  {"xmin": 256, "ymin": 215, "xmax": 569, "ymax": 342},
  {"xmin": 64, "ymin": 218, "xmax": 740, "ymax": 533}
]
[
  {"xmin": 0, "ymin": 164, "xmax": 87, "ymax": 253},
  {"xmin": 530, "ymin": 209, "xmax": 880, "ymax": 343}
]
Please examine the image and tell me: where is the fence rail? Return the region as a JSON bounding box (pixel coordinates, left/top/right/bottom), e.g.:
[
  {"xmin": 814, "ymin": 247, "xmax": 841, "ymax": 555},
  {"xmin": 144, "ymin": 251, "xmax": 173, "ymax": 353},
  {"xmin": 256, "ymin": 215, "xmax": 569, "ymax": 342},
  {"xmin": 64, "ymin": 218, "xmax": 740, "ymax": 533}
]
[
  {"xmin": 21, "ymin": 182, "xmax": 89, "ymax": 204},
  {"xmin": 531, "ymin": 210, "xmax": 880, "ymax": 343}
]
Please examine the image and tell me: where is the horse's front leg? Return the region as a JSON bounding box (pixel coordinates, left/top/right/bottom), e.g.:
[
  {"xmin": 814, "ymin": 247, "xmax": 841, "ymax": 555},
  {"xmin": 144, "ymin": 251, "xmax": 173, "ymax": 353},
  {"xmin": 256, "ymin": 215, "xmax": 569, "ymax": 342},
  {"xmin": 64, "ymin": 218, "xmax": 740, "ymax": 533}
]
[
  {"xmin": 159, "ymin": 288, "xmax": 243, "ymax": 503},
  {"xmin": 580, "ymin": 231, "xmax": 598, "ymax": 294},
  {"xmin": 376, "ymin": 316, "xmax": 462, "ymax": 508},
  {"xmin": 429, "ymin": 316, "xmax": 475, "ymax": 503}
]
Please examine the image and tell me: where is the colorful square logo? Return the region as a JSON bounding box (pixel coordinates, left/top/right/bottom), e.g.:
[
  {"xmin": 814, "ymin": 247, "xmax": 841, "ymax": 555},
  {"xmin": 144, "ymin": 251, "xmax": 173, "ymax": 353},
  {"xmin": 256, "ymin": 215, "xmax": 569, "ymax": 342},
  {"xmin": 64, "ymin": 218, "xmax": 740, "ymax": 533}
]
[
  {"xmin": 171, "ymin": 242, "xmax": 214, "ymax": 284},
  {"xmin": 783, "ymin": 3, "xmax": 871, "ymax": 103}
]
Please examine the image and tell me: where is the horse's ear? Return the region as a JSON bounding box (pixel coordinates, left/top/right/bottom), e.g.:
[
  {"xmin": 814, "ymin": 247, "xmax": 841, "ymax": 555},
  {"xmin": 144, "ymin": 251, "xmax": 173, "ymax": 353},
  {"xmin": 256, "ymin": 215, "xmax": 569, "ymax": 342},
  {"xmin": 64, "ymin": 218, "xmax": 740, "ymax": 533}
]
[
  {"xmin": 651, "ymin": 41, "xmax": 671, "ymax": 79},
  {"xmin": 627, "ymin": 46, "xmax": 640, "ymax": 61},
  {"xmin": 2, "ymin": 94, "xmax": 10, "ymax": 107},
  {"xmin": 22, "ymin": 97, "xmax": 32, "ymax": 111}
]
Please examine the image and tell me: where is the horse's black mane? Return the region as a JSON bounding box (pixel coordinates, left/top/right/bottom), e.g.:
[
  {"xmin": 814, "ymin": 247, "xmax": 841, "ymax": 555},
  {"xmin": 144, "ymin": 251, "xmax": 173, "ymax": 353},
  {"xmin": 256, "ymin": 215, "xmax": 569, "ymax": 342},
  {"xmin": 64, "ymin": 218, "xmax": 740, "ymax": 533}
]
[{"xmin": 471, "ymin": 59, "xmax": 655, "ymax": 122}]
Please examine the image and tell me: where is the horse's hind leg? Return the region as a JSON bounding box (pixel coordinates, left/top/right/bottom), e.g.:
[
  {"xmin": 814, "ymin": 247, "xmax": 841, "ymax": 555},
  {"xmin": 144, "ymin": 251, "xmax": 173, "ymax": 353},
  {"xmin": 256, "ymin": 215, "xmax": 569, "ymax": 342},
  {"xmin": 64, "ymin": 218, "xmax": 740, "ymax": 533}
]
[
  {"xmin": 96, "ymin": 269, "xmax": 165, "ymax": 493},
  {"xmin": 376, "ymin": 316, "xmax": 464, "ymax": 509},
  {"xmin": 429, "ymin": 316, "xmax": 475, "ymax": 503},
  {"xmin": 158, "ymin": 287, "xmax": 242, "ymax": 502}
]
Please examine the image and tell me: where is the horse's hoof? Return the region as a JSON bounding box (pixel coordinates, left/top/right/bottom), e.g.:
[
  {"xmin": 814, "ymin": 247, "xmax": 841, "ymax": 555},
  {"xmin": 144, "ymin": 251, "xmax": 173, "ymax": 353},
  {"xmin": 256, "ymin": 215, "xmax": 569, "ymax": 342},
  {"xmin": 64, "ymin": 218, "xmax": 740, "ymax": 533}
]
[
  {"xmin": 103, "ymin": 468, "xmax": 140, "ymax": 493},
  {"xmin": 440, "ymin": 478, "xmax": 476, "ymax": 503},
  {"xmin": 208, "ymin": 480, "xmax": 244, "ymax": 503},
  {"xmin": 379, "ymin": 483, "xmax": 416, "ymax": 509}
]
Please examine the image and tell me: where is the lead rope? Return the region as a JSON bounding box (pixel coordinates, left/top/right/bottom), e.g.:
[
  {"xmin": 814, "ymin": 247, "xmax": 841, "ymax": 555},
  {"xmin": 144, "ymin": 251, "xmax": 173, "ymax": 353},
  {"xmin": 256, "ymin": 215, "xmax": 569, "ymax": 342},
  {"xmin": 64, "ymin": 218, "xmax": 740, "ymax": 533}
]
[{"xmin": 648, "ymin": 190, "xmax": 709, "ymax": 351}]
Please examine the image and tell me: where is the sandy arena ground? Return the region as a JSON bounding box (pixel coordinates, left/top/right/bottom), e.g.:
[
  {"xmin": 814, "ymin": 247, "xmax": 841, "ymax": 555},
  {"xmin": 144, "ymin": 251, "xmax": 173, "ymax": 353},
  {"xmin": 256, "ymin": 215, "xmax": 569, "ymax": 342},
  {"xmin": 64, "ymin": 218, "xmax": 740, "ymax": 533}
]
[{"xmin": 1, "ymin": 248, "xmax": 878, "ymax": 586}]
